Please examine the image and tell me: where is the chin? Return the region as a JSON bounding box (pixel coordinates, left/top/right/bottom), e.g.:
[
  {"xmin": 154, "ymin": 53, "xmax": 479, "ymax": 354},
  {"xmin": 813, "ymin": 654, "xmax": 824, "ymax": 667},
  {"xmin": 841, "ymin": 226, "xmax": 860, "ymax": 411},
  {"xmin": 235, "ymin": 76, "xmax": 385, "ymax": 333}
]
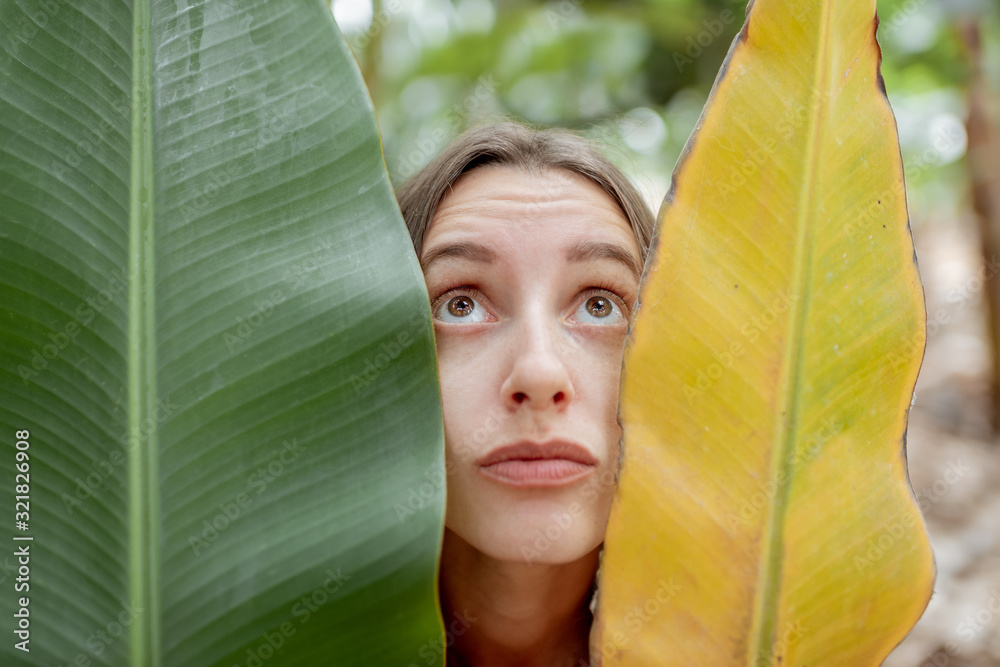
[
  {"xmin": 492, "ymin": 533, "xmax": 600, "ymax": 565},
  {"xmin": 454, "ymin": 505, "xmax": 606, "ymax": 565}
]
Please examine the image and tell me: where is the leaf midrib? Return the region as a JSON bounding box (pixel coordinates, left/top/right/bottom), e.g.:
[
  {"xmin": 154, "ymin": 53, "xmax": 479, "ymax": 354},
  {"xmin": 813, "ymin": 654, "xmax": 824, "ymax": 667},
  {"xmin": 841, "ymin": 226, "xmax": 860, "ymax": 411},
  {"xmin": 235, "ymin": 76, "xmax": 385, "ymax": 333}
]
[
  {"xmin": 128, "ymin": 1, "xmax": 158, "ymax": 665},
  {"xmin": 750, "ymin": 2, "xmax": 835, "ymax": 661}
]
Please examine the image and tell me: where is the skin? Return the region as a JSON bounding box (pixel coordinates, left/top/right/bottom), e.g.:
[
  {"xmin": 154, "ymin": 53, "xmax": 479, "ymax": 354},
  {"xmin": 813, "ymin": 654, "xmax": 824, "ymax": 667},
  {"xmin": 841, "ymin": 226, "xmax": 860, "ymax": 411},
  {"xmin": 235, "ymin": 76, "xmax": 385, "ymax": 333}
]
[{"xmin": 418, "ymin": 165, "xmax": 643, "ymax": 666}]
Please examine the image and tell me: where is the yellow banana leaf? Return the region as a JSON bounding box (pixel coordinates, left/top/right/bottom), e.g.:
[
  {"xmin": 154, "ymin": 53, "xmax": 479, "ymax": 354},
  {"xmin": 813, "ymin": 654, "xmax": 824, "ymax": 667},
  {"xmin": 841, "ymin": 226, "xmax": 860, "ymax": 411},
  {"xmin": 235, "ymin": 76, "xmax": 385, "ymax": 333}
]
[{"xmin": 594, "ymin": 0, "xmax": 934, "ymax": 664}]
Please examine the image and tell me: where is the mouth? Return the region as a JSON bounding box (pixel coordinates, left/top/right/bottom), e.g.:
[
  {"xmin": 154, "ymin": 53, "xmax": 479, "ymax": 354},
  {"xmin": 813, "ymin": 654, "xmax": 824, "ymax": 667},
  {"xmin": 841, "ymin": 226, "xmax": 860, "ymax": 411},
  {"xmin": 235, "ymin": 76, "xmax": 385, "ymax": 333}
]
[{"xmin": 476, "ymin": 440, "xmax": 598, "ymax": 488}]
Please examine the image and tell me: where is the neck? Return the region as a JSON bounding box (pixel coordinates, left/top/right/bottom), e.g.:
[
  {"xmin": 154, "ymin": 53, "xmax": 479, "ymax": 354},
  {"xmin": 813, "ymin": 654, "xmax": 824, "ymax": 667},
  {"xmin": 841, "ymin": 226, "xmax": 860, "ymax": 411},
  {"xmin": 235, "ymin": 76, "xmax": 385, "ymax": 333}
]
[{"xmin": 438, "ymin": 527, "xmax": 598, "ymax": 667}]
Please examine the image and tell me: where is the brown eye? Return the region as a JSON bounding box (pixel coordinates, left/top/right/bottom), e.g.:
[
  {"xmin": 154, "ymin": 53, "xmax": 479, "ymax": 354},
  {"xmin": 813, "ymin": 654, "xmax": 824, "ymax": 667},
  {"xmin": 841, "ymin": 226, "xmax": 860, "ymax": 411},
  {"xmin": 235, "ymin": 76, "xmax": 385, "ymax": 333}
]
[
  {"xmin": 434, "ymin": 293, "xmax": 491, "ymax": 323},
  {"xmin": 573, "ymin": 292, "xmax": 625, "ymax": 324},
  {"xmin": 586, "ymin": 296, "xmax": 612, "ymax": 318},
  {"xmin": 448, "ymin": 296, "xmax": 475, "ymax": 318}
]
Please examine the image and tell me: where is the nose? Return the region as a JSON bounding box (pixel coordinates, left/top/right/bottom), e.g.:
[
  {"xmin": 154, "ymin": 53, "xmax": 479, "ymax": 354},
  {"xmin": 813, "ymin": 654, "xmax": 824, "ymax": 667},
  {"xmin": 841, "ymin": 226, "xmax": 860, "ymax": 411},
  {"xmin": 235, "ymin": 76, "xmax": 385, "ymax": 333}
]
[{"xmin": 500, "ymin": 319, "xmax": 576, "ymax": 412}]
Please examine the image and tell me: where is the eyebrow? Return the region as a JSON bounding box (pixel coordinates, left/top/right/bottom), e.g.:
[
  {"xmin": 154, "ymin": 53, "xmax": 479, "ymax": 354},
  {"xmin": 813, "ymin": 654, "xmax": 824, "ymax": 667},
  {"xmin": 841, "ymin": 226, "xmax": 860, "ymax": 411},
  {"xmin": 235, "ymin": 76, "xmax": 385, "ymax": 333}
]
[
  {"xmin": 420, "ymin": 239, "xmax": 642, "ymax": 281},
  {"xmin": 420, "ymin": 241, "xmax": 497, "ymax": 273},
  {"xmin": 566, "ymin": 240, "xmax": 643, "ymax": 281}
]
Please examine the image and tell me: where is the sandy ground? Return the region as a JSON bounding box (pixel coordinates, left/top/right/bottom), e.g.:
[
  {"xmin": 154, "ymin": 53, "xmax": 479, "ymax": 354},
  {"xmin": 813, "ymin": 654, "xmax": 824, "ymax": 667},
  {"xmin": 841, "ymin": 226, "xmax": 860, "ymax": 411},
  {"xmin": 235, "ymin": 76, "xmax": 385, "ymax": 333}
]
[{"xmin": 883, "ymin": 218, "xmax": 1000, "ymax": 667}]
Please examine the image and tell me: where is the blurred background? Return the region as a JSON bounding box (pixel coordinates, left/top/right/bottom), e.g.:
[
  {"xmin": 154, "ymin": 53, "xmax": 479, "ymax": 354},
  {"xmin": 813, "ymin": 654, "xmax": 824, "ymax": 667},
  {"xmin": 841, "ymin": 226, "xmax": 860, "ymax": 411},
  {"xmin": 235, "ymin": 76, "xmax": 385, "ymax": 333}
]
[{"xmin": 332, "ymin": 0, "xmax": 1000, "ymax": 664}]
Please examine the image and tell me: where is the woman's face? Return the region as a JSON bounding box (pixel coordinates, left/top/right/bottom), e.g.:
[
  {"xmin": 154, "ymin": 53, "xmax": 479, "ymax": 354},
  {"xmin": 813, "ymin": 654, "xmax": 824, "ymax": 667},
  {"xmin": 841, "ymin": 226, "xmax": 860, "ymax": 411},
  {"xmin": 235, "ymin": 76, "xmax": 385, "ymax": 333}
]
[{"xmin": 420, "ymin": 165, "xmax": 643, "ymax": 565}]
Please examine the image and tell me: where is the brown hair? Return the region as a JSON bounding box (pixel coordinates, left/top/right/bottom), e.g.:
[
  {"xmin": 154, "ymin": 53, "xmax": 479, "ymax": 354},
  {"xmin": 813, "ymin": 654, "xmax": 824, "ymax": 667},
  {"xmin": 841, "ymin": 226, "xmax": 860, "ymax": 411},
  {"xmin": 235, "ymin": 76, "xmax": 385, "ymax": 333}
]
[{"xmin": 395, "ymin": 121, "xmax": 655, "ymax": 262}]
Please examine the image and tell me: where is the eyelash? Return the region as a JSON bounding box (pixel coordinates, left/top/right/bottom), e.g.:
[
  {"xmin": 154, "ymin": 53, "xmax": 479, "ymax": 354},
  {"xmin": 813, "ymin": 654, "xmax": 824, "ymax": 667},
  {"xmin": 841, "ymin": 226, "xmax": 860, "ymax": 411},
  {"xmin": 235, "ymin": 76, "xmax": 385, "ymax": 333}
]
[
  {"xmin": 431, "ymin": 282, "xmax": 631, "ymax": 319},
  {"xmin": 430, "ymin": 285, "xmax": 487, "ymax": 320},
  {"xmin": 584, "ymin": 280, "xmax": 631, "ymax": 316}
]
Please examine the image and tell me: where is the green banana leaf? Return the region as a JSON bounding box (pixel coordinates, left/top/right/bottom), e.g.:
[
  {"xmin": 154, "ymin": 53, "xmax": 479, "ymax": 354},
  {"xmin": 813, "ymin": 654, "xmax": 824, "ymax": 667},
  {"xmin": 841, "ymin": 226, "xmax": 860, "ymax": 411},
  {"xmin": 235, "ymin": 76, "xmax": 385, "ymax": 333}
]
[{"xmin": 0, "ymin": 1, "xmax": 446, "ymax": 665}]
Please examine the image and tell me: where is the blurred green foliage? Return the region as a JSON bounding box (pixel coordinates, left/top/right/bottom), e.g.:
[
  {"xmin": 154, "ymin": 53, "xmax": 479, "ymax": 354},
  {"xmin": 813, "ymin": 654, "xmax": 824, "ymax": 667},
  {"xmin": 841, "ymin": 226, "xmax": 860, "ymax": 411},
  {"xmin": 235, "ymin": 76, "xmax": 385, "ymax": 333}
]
[{"xmin": 334, "ymin": 0, "xmax": 1000, "ymax": 225}]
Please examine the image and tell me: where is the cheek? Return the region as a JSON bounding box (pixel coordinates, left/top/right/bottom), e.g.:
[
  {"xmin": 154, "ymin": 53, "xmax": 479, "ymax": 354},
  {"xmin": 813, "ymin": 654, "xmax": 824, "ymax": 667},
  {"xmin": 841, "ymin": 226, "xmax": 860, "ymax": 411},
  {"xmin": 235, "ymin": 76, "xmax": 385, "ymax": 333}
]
[
  {"xmin": 589, "ymin": 334, "xmax": 629, "ymax": 462},
  {"xmin": 573, "ymin": 330, "xmax": 628, "ymax": 402},
  {"xmin": 435, "ymin": 332, "xmax": 483, "ymax": 404},
  {"xmin": 433, "ymin": 331, "xmax": 497, "ymax": 459}
]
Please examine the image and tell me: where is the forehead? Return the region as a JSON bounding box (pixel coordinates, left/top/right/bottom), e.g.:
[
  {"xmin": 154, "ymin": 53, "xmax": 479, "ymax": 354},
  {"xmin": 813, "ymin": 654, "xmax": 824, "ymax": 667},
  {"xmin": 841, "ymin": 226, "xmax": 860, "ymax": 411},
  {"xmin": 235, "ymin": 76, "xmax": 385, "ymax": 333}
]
[{"xmin": 426, "ymin": 165, "xmax": 638, "ymax": 248}]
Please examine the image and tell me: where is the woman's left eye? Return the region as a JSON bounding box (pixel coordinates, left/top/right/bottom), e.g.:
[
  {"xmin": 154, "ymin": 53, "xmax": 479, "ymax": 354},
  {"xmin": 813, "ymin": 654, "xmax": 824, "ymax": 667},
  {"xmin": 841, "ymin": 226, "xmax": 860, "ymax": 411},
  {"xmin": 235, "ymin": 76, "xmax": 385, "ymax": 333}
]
[
  {"xmin": 572, "ymin": 291, "xmax": 626, "ymax": 325},
  {"xmin": 433, "ymin": 292, "xmax": 492, "ymax": 324}
]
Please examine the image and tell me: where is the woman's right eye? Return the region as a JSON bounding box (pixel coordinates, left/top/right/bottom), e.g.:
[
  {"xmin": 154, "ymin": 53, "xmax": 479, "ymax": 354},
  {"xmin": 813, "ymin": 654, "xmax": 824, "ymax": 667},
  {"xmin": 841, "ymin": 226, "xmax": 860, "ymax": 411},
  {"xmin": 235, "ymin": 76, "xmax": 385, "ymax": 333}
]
[{"xmin": 433, "ymin": 293, "xmax": 492, "ymax": 324}]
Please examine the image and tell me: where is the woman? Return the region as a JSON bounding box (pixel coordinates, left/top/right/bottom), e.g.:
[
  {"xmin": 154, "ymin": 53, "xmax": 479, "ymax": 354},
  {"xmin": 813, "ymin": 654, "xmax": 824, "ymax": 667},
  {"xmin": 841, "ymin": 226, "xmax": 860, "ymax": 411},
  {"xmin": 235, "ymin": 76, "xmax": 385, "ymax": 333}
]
[{"xmin": 397, "ymin": 122, "xmax": 655, "ymax": 666}]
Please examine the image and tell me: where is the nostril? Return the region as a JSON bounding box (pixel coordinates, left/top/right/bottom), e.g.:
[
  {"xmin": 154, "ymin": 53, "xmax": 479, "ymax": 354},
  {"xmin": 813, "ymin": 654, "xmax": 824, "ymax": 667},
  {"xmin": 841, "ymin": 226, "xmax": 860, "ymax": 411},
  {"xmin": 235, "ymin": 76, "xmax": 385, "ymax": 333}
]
[
  {"xmin": 553, "ymin": 391, "xmax": 564, "ymax": 403},
  {"xmin": 513, "ymin": 391, "xmax": 527, "ymax": 404}
]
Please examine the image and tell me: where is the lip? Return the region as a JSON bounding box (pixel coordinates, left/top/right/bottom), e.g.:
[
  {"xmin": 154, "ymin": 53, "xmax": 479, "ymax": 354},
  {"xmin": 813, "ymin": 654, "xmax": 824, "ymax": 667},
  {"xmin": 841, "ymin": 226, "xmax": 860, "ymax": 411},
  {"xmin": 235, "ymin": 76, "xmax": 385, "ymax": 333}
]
[{"xmin": 476, "ymin": 440, "xmax": 598, "ymax": 488}]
